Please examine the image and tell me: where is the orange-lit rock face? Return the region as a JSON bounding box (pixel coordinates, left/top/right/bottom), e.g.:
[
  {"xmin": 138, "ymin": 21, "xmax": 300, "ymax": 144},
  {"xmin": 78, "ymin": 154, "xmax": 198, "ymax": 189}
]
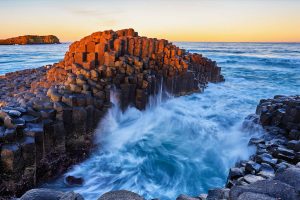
[
  {"xmin": 47, "ymin": 28, "xmax": 223, "ymax": 109},
  {"xmin": 0, "ymin": 29, "xmax": 223, "ymax": 196}
]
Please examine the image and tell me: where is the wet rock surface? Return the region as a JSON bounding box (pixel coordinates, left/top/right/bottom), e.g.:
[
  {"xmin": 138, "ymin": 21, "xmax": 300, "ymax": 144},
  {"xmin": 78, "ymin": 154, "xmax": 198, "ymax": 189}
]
[
  {"xmin": 0, "ymin": 29, "xmax": 223, "ymax": 199},
  {"xmin": 169, "ymin": 95, "xmax": 300, "ymax": 200},
  {"xmin": 202, "ymin": 95, "xmax": 300, "ymax": 200},
  {"xmin": 97, "ymin": 190, "xmax": 145, "ymax": 200},
  {"xmin": 65, "ymin": 176, "xmax": 84, "ymax": 186}
]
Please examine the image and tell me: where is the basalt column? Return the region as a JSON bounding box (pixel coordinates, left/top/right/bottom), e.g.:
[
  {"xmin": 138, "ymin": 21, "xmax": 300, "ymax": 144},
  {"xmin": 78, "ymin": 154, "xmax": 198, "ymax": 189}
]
[
  {"xmin": 47, "ymin": 28, "xmax": 224, "ymax": 110},
  {"xmin": 0, "ymin": 28, "xmax": 224, "ymax": 198}
]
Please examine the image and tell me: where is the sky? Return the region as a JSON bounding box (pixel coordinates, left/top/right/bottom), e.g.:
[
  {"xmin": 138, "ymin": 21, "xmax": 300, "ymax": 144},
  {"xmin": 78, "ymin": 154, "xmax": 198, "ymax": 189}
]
[{"xmin": 0, "ymin": 0, "xmax": 300, "ymax": 42}]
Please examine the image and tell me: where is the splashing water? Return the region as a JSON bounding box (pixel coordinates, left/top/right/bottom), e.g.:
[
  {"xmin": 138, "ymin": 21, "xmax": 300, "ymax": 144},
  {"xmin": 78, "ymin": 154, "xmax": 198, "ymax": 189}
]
[
  {"xmin": 17, "ymin": 42, "xmax": 298, "ymax": 200},
  {"xmin": 44, "ymin": 84, "xmax": 262, "ymax": 200}
]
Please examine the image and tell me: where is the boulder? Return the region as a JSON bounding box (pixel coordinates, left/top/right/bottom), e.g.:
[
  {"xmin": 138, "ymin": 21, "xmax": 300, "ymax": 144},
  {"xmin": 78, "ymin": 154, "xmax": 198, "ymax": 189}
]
[
  {"xmin": 19, "ymin": 188, "xmax": 84, "ymax": 200},
  {"xmin": 206, "ymin": 188, "xmax": 229, "ymax": 200},
  {"xmin": 274, "ymin": 167, "xmax": 300, "ymax": 192},
  {"xmin": 60, "ymin": 191, "xmax": 84, "ymax": 200},
  {"xmin": 65, "ymin": 175, "xmax": 84, "ymax": 186},
  {"xmin": 243, "ymin": 174, "xmax": 265, "ymax": 184},
  {"xmin": 19, "ymin": 188, "xmax": 64, "ymax": 200},
  {"xmin": 255, "ymin": 153, "xmax": 277, "ymax": 166},
  {"xmin": 245, "ymin": 161, "xmax": 261, "ymax": 173},
  {"xmin": 176, "ymin": 194, "xmax": 199, "ymax": 200},
  {"xmin": 229, "ymin": 180, "xmax": 299, "ymax": 200},
  {"xmin": 228, "ymin": 167, "xmax": 244, "ymax": 179},
  {"xmin": 287, "ymin": 140, "xmax": 300, "ymax": 152},
  {"xmin": 237, "ymin": 192, "xmax": 276, "ymax": 200},
  {"xmin": 98, "ymin": 190, "xmax": 144, "ymax": 200}
]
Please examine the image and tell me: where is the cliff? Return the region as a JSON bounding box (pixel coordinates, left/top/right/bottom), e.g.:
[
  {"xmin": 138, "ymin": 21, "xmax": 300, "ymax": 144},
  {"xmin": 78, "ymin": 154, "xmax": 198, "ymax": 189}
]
[
  {"xmin": 0, "ymin": 28, "xmax": 223, "ymax": 198},
  {"xmin": 0, "ymin": 35, "xmax": 60, "ymax": 45}
]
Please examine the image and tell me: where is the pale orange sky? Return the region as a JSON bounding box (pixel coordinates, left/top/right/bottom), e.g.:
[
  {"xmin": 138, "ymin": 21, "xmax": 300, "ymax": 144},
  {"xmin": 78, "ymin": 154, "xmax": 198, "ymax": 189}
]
[{"xmin": 0, "ymin": 0, "xmax": 300, "ymax": 42}]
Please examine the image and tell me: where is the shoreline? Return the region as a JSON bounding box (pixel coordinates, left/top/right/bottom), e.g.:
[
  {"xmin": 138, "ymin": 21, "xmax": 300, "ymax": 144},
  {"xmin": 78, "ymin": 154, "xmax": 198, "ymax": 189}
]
[
  {"xmin": 16, "ymin": 95, "xmax": 300, "ymax": 200},
  {"xmin": 202, "ymin": 95, "xmax": 300, "ymax": 200},
  {"xmin": 1, "ymin": 29, "xmax": 299, "ymax": 200},
  {"xmin": 0, "ymin": 28, "xmax": 223, "ymax": 199}
]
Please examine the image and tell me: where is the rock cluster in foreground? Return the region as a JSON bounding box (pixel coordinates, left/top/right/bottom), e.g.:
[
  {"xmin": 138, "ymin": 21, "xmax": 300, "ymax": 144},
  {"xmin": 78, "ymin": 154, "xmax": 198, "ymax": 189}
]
[
  {"xmin": 201, "ymin": 95, "xmax": 300, "ymax": 200},
  {"xmin": 0, "ymin": 28, "xmax": 223, "ymax": 198},
  {"xmin": 19, "ymin": 95, "xmax": 298, "ymax": 200},
  {"xmin": 0, "ymin": 35, "xmax": 60, "ymax": 45},
  {"xmin": 16, "ymin": 94, "xmax": 300, "ymax": 199}
]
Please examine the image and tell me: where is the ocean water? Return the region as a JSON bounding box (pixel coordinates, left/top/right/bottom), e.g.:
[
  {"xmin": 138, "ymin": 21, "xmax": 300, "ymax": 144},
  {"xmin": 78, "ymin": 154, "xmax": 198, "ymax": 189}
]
[
  {"xmin": 0, "ymin": 43, "xmax": 69, "ymax": 75},
  {"xmin": 1, "ymin": 43, "xmax": 300, "ymax": 199}
]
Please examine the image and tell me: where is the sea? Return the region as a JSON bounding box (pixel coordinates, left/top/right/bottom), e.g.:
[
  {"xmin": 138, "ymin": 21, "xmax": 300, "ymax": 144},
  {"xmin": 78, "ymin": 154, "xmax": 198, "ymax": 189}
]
[{"xmin": 0, "ymin": 42, "xmax": 299, "ymax": 200}]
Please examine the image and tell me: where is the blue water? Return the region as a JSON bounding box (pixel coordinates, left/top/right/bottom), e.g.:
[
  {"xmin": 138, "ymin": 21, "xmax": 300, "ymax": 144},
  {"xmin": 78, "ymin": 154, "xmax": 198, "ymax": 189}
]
[
  {"xmin": 0, "ymin": 43, "xmax": 69, "ymax": 75},
  {"xmin": 1, "ymin": 43, "xmax": 300, "ymax": 199}
]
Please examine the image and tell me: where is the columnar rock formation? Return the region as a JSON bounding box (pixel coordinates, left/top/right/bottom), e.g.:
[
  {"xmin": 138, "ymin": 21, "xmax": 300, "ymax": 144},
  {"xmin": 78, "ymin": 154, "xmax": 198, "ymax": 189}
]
[
  {"xmin": 46, "ymin": 28, "xmax": 224, "ymax": 110},
  {"xmin": 202, "ymin": 95, "xmax": 300, "ymax": 200},
  {"xmin": 0, "ymin": 35, "xmax": 60, "ymax": 45},
  {"xmin": 0, "ymin": 28, "xmax": 223, "ymax": 198}
]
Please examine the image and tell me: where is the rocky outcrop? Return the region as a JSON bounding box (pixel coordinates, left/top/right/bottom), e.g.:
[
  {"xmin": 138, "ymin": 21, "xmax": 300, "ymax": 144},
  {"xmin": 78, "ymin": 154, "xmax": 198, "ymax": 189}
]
[
  {"xmin": 0, "ymin": 66, "xmax": 105, "ymax": 198},
  {"xmin": 0, "ymin": 35, "xmax": 60, "ymax": 45},
  {"xmin": 19, "ymin": 188, "xmax": 84, "ymax": 200},
  {"xmin": 46, "ymin": 28, "xmax": 224, "ymax": 110},
  {"xmin": 194, "ymin": 95, "xmax": 300, "ymax": 200},
  {"xmin": 0, "ymin": 28, "xmax": 223, "ymax": 198},
  {"xmin": 97, "ymin": 190, "xmax": 145, "ymax": 200}
]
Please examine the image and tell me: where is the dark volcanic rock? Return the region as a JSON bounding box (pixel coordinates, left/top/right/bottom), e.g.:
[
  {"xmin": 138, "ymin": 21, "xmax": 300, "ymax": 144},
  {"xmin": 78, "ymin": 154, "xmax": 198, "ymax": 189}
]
[
  {"xmin": 65, "ymin": 175, "xmax": 84, "ymax": 186},
  {"xmin": 245, "ymin": 161, "xmax": 261, "ymax": 174},
  {"xmin": 274, "ymin": 167, "xmax": 300, "ymax": 192},
  {"xmin": 218, "ymin": 96, "xmax": 300, "ymax": 200},
  {"xmin": 176, "ymin": 194, "xmax": 199, "ymax": 200},
  {"xmin": 98, "ymin": 190, "xmax": 144, "ymax": 200},
  {"xmin": 19, "ymin": 188, "xmax": 83, "ymax": 200},
  {"xmin": 228, "ymin": 167, "xmax": 244, "ymax": 179},
  {"xmin": 229, "ymin": 180, "xmax": 300, "ymax": 200},
  {"xmin": 237, "ymin": 192, "xmax": 276, "ymax": 200},
  {"xmin": 19, "ymin": 188, "xmax": 63, "ymax": 200},
  {"xmin": 206, "ymin": 188, "xmax": 229, "ymax": 200}
]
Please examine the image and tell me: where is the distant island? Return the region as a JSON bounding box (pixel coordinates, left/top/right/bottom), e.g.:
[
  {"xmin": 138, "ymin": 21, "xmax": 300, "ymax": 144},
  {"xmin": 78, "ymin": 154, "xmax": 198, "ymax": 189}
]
[{"xmin": 0, "ymin": 35, "xmax": 60, "ymax": 45}]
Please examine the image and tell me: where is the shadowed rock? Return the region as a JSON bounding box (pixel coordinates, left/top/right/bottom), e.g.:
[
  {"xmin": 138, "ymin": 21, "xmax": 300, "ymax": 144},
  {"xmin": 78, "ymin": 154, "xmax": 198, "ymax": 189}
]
[
  {"xmin": 274, "ymin": 167, "xmax": 300, "ymax": 192},
  {"xmin": 229, "ymin": 180, "xmax": 300, "ymax": 200},
  {"xmin": 19, "ymin": 188, "xmax": 83, "ymax": 200},
  {"xmin": 98, "ymin": 190, "xmax": 144, "ymax": 200}
]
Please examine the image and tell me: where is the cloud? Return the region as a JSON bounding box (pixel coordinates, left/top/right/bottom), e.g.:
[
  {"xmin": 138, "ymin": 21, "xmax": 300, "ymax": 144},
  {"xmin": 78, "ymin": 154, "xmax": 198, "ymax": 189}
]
[
  {"xmin": 65, "ymin": 7, "xmax": 120, "ymax": 26},
  {"xmin": 68, "ymin": 8, "xmax": 123, "ymax": 17}
]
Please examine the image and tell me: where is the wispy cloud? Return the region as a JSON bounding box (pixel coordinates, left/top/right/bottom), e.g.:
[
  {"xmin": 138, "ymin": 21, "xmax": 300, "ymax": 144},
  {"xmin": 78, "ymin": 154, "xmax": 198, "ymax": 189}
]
[
  {"xmin": 66, "ymin": 7, "xmax": 120, "ymax": 26},
  {"xmin": 68, "ymin": 8, "xmax": 123, "ymax": 17}
]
